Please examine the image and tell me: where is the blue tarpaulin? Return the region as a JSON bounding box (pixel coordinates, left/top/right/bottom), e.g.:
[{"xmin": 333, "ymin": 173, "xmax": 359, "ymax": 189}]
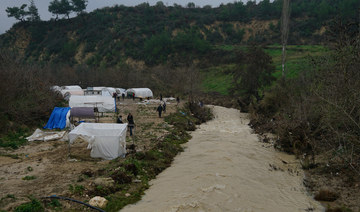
[{"xmin": 44, "ymin": 107, "xmax": 71, "ymax": 130}]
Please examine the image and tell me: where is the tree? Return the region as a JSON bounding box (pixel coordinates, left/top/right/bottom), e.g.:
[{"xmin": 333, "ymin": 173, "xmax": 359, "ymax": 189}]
[
  {"xmin": 71, "ymin": 0, "xmax": 88, "ymax": 15},
  {"xmin": 48, "ymin": 0, "xmax": 61, "ymax": 20},
  {"xmin": 27, "ymin": 0, "xmax": 40, "ymax": 21},
  {"xmin": 5, "ymin": 4, "xmax": 27, "ymax": 22},
  {"xmin": 49, "ymin": 0, "xmax": 72, "ymax": 19},
  {"xmin": 187, "ymin": 2, "xmax": 195, "ymax": 8},
  {"xmin": 230, "ymin": 46, "xmax": 275, "ymax": 102}
]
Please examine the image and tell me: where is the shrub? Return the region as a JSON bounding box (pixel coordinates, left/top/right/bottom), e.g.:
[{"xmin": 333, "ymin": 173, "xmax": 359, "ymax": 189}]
[{"xmin": 15, "ymin": 197, "xmax": 44, "ymax": 212}]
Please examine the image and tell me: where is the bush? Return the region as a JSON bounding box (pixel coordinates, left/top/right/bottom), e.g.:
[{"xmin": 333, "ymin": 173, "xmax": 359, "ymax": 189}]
[
  {"xmin": 15, "ymin": 198, "xmax": 44, "ymax": 212},
  {"xmin": 0, "ymin": 52, "xmax": 63, "ymax": 134}
]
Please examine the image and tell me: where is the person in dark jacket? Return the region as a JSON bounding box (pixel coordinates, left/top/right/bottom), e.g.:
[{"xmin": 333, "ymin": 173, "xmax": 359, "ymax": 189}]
[
  {"xmin": 127, "ymin": 113, "xmax": 135, "ymax": 136},
  {"xmin": 162, "ymin": 101, "xmax": 166, "ymax": 113},
  {"xmin": 117, "ymin": 115, "xmax": 123, "ymax": 123},
  {"xmin": 157, "ymin": 104, "xmax": 163, "ymax": 118}
]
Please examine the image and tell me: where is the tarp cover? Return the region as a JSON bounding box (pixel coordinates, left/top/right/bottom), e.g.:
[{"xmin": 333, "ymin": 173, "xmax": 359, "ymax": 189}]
[
  {"xmin": 44, "ymin": 107, "xmax": 71, "ymax": 129},
  {"xmin": 126, "ymin": 88, "xmax": 153, "ymax": 98},
  {"xmin": 68, "ymin": 123, "xmax": 128, "ymax": 160},
  {"xmin": 26, "ymin": 129, "xmax": 67, "ymax": 142},
  {"xmin": 70, "ymin": 107, "xmax": 95, "ymax": 118},
  {"xmin": 69, "ymin": 95, "xmax": 115, "ymax": 112}
]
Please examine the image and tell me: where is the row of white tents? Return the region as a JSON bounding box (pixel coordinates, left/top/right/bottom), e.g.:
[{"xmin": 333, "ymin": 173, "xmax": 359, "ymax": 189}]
[
  {"xmin": 32, "ymin": 85, "xmax": 156, "ymax": 160},
  {"xmin": 51, "ymin": 85, "xmax": 153, "ymax": 112}
]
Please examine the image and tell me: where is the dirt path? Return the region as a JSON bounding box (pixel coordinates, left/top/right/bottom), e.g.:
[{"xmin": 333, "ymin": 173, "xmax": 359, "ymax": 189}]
[{"xmin": 122, "ymin": 106, "xmax": 323, "ymax": 212}]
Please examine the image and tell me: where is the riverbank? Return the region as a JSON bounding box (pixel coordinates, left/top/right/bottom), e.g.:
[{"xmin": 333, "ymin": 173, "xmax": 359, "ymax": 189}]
[{"xmin": 0, "ymin": 99, "xmax": 212, "ymax": 211}]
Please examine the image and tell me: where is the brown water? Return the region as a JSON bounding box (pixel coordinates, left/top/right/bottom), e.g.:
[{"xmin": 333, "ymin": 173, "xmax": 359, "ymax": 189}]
[{"xmin": 122, "ymin": 106, "xmax": 323, "ymax": 212}]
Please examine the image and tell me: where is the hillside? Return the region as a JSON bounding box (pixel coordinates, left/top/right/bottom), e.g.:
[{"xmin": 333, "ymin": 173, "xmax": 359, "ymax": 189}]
[{"xmin": 0, "ymin": 0, "xmax": 358, "ymax": 68}]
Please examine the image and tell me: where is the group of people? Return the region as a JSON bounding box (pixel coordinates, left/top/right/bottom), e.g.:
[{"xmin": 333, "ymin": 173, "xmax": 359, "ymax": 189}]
[
  {"xmin": 117, "ymin": 113, "xmax": 135, "ymax": 136},
  {"xmin": 156, "ymin": 101, "xmax": 167, "ymax": 118},
  {"xmin": 112, "ymin": 92, "xmax": 126, "ymax": 101},
  {"xmin": 115, "ymin": 94, "xmax": 182, "ymax": 136}
]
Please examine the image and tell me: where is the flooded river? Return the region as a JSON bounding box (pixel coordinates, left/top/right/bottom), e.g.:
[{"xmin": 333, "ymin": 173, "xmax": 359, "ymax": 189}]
[{"xmin": 122, "ymin": 106, "xmax": 323, "ymax": 212}]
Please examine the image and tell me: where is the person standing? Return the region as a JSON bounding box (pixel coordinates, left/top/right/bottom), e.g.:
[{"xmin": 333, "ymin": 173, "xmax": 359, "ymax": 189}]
[
  {"xmin": 127, "ymin": 113, "xmax": 135, "ymax": 136},
  {"xmin": 122, "ymin": 93, "xmax": 125, "ymax": 100},
  {"xmin": 132, "ymin": 93, "xmax": 135, "ymax": 101},
  {"xmin": 160, "ymin": 94, "xmax": 162, "ymax": 101},
  {"xmin": 162, "ymin": 101, "xmax": 166, "ymax": 113},
  {"xmin": 157, "ymin": 104, "xmax": 163, "ymax": 118},
  {"xmin": 176, "ymin": 96, "xmax": 180, "ymax": 106}
]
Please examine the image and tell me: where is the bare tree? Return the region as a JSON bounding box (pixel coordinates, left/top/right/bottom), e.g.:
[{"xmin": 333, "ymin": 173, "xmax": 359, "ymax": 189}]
[{"xmin": 281, "ymin": 0, "xmax": 291, "ymax": 79}]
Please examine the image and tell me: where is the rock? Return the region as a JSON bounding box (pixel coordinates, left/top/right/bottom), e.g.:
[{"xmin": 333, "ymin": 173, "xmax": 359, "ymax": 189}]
[
  {"xmin": 94, "ymin": 177, "xmax": 115, "ymax": 188},
  {"xmin": 125, "ymin": 193, "xmax": 131, "ymax": 197},
  {"xmin": 89, "ymin": 196, "xmax": 108, "ymax": 208}
]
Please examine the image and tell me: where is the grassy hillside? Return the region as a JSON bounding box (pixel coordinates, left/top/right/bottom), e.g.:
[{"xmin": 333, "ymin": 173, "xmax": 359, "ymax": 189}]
[{"xmin": 201, "ymin": 45, "xmax": 328, "ymax": 95}]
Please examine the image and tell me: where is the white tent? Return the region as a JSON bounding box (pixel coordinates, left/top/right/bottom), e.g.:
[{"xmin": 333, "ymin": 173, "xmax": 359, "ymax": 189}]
[
  {"xmin": 101, "ymin": 87, "xmax": 117, "ymax": 97},
  {"xmin": 115, "ymin": 88, "xmax": 126, "ymax": 96},
  {"xmin": 69, "ymin": 95, "xmax": 115, "ymax": 112},
  {"xmin": 126, "ymin": 88, "xmax": 153, "ymax": 98},
  {"xmin": 60, "ymin": 85, "xmax": 84, "ymax": 100},
  {"xmin": 68, "ymin": 123, "xmax": 128, "ymax": 160}
]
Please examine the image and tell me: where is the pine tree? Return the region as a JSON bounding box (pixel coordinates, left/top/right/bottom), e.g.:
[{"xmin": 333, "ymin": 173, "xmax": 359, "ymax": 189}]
[{"xmin": 27, "ymin": 0, "xmax": 40, "ymax": 21}]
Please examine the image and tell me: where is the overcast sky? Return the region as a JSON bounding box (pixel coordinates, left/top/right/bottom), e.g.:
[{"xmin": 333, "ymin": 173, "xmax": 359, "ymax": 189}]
[{"xmin": 0, "ymin": 0, "xmax": 251, "ymax": 34}]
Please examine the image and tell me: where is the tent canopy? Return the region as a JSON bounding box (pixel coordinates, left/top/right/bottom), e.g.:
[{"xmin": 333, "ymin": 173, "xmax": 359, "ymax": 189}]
[
  {"xmin": 101, "ymin": 87, "xmax": 116, "ymax": 97},
  {"xmin": 44, "ymin": 107, "xmax": 71, "ymax": 130},
  {"xmin": 61, "ymin": 85, "xmax": 82, "ymax": 90},
  {"xmin": 69, "ymin": 95, "xmax": 115, "ymax": 112},
  {"xmin": 68, "ymin": 123, "xmax": 128, "ymax": 160},
  {"xmin": 126, "ymin": 88, "xmax": 153, "ymax": 98},
  {"xmin": 116, "ymin": 88, "xmax": 126, "ymax": 95}
]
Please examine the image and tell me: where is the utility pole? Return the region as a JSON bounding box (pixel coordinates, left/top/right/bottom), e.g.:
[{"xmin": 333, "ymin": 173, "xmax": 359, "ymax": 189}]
[{"xmin": 281, "ymin": 0, "xmax": 290, "ymax": 79}]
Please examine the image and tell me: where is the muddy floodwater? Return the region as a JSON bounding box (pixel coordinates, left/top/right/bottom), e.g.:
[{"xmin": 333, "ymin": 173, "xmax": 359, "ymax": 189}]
[{"xmin": 122, "ymin": 106, "xmax": 323, "ymax": 212}]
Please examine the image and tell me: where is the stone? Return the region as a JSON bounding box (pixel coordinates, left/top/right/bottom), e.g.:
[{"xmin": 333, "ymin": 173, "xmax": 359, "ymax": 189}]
[{"xmin": 89, "ymin": 196, "xmax": 108, "ymax": 208}]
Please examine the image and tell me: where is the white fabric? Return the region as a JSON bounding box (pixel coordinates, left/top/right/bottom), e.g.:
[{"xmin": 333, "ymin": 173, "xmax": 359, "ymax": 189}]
[
  {"xmin": 68, "ymin": 123, "xmax": 128, "ymax": 160},
  {"xmin": 26, "ymin": 129, "xmax": 66, "ymax": 142},
  {"xmin": 126, "ymin": 88, "xmax": 153, "ymax": 98},
  {"xmin": 101, "ymin": 87, "xmax": 116, "ymax": 97},
  {"xmin": 59, "ymin": 85, "xmax": 84, "ymax": 100},
  {"xmin": 69, "ymin": 95, "xmax": 115, "ymax": 112},
  {"xmin": 61, "ymin": 85, "xmax": 82, "ymax": 90},
  {"xmin": 116, "ymin": 88, "xmax": 126, "ymax": 95}
]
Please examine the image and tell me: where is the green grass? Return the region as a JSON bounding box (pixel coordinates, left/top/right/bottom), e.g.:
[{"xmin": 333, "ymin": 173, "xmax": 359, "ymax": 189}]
[
  {"xmin": 14, "ymin": 197, "xmax": 43, "ymax": 212},
  {"xmin": 22, "ymin": 176, "xmax": 36, "ymax": 181},
  {"xmin": 0, "ymin": 128, "xmax": 30, "ymax": 149},
  {"xmin": 201, "ymin": 65, "xmax": 234, "ymax": 95},
  {"xmin": 264, "ymin": 45, "xmax": 328, "ymax": 78},
  {"xmin": 201, "ymin": 45, "xmax": 328, "ymax": 95}
]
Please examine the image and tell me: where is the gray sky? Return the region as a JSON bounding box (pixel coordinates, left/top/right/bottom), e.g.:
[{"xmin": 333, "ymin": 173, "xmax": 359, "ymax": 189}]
[{"xmin": 0, "ymin": 0, "xmax": 249, "ymax": 34}]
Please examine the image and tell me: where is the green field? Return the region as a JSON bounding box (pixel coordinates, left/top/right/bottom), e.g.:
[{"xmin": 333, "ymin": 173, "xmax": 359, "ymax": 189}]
[{"xmin": 201, "ymin": 45, "xmax": 327, "ymax": 95}]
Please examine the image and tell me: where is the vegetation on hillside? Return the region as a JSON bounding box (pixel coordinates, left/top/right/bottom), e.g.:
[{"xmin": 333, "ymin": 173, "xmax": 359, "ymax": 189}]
[
  {"xmin": 1, "ymin": 0, "xmax": 358, "ymax": 67},
  {"xmin": 250, "ymin": 19, "xmax": 360, "ymax": 193}
]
